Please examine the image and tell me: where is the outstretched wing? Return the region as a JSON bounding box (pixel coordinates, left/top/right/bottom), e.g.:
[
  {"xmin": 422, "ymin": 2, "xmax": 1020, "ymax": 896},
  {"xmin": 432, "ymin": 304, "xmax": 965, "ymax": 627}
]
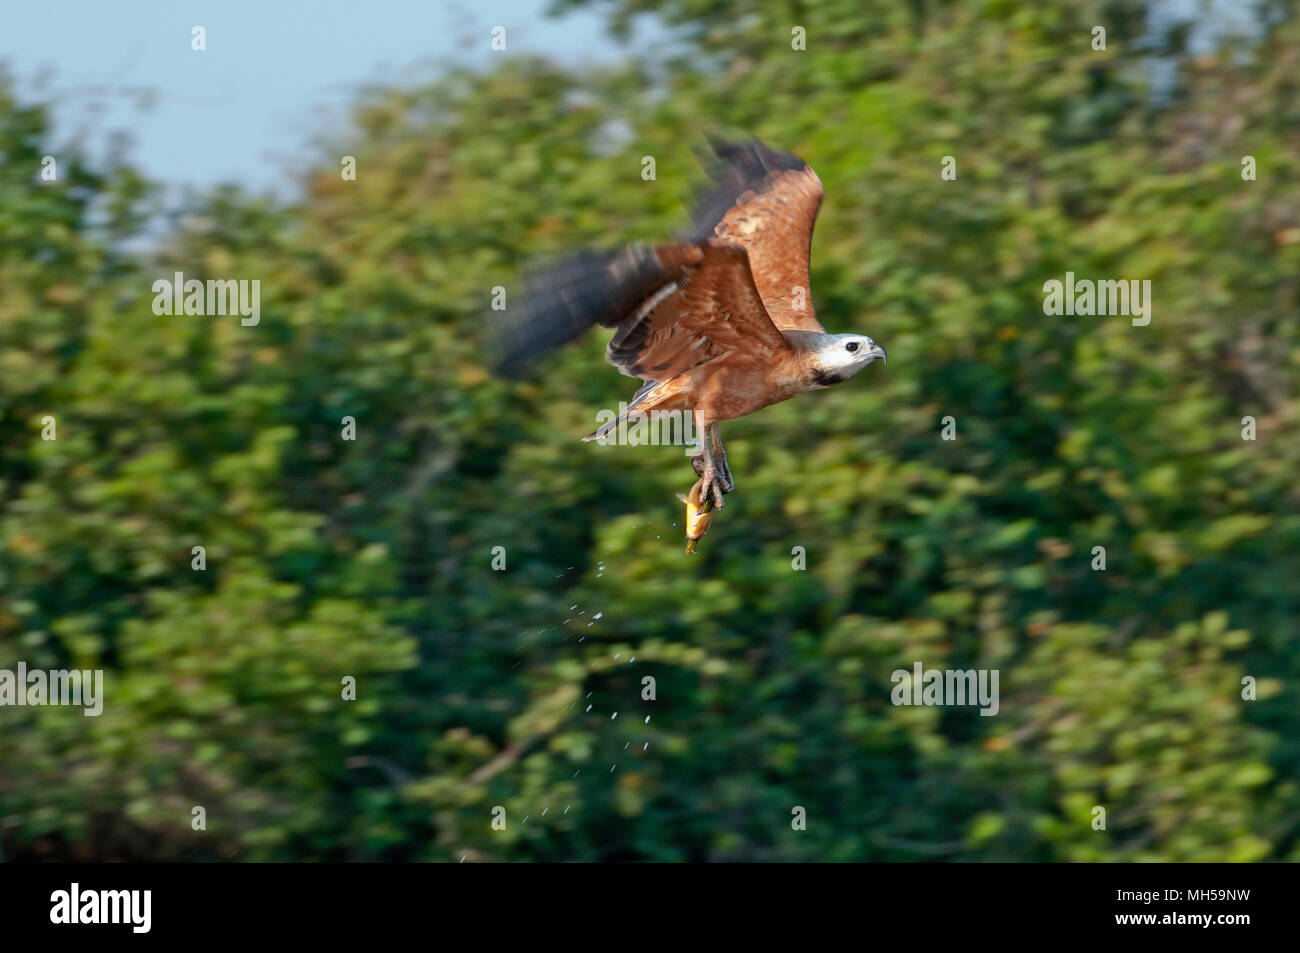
[
  {"xmin": 690, "ymin": 140, "xmax": 826, "ymax": 333},
  {"xmin": 605, "ymin": 242, "xmax": 790, "ymax": 381},
  {"xmin": 493, "ymin": 241, "xmax": 790, "ymax": 382}
]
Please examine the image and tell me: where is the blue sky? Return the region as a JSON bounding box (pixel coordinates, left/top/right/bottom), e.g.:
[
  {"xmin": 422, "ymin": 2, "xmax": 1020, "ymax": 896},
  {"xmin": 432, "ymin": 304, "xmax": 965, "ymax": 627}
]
[
  {"xmin": 3, "ymin": 0, "xmax": 1261, "ymax": 199},
  {"xmin": 2, "ymin": 0, "xmax": 649, "ymax": 197}
]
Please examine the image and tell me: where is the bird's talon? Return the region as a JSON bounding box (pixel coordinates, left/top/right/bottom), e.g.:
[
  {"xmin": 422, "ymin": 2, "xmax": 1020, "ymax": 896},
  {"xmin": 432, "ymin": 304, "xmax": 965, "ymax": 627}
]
[{"xmin": 697, "ymin": 470, "xmax": 726, "ymax": 509}]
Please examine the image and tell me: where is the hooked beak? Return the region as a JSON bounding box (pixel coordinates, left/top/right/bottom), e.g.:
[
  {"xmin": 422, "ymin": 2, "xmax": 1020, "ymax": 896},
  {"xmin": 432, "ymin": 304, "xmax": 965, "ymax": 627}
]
[{"xmin": 868, "ymin": 343, "xmax": 887, "ymax": 364}]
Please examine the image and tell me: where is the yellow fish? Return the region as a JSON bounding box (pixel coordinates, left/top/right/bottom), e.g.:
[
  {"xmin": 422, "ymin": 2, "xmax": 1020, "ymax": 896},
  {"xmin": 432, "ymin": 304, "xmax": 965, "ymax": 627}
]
[{"xmin": 676, "ymin": 478, "xmax": 716, "ymax": 553}]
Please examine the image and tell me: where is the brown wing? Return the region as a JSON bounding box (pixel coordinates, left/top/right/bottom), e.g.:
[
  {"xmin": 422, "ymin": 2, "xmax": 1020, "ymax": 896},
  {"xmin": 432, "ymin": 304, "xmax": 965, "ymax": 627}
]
[
  {"xmin": 690, "ymin": 141, "xmax": 825, "ymax": 333},
  {"xmin": 606, "ymin": 242, "xmax": 791, "ymax": 381}
]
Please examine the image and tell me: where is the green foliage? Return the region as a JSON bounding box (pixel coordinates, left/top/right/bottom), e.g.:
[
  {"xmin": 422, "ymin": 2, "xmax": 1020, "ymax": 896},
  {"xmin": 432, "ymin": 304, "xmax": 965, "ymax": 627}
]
[{"xmin": 1, "ymin": 1, "xmax": 1298, "ymax": 861}]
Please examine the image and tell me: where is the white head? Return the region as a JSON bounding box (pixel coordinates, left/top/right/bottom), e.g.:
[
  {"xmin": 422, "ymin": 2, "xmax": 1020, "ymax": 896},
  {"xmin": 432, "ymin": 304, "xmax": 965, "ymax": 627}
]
[{"xmin": 807, "ymin": 333, "xmax": 886, "ymax": 387}]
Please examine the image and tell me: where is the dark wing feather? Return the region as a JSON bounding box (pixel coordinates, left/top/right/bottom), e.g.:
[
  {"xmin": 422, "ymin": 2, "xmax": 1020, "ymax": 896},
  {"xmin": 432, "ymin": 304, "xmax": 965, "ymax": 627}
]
[
  {"xmin": 491, "ymin": 244, "xmax": 700, "ymax": 377},
  {"xmin": 690, "ymin": 140, "xmax": 826, "ymax": 333}
]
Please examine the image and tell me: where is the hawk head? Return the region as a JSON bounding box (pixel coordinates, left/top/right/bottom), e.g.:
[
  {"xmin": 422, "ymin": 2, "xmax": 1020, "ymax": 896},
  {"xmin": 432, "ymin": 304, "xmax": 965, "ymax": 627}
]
[{"xmin": 807, "ymin": 333, "xmax": 887, "ymax": 387}]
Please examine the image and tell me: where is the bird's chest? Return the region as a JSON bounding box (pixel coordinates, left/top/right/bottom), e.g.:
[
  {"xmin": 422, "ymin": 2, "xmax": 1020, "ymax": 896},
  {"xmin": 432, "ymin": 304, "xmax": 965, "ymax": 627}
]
[{"xmin": 691, "ymin": 358, "xmax": 814, "ymax": 420}]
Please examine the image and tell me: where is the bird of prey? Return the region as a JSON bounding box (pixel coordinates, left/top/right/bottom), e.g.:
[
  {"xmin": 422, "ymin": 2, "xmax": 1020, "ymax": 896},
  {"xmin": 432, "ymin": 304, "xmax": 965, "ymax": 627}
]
[{"xmin": 494, "ymin": 139, "xmax": 886, "ymax": 510}]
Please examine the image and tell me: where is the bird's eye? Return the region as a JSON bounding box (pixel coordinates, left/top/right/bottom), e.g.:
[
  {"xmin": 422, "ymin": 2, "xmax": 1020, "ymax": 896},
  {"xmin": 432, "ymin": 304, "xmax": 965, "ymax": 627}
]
[{"xmin": 845, "ymin": 341, "xmax": 860, "ymax": 353}]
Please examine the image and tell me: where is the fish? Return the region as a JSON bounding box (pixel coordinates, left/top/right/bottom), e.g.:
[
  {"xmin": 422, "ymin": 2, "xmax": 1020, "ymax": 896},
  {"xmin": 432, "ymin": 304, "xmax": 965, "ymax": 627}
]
[{"xmin": 676, "ymin": 478, "xmax": 716, "ymax": 553}]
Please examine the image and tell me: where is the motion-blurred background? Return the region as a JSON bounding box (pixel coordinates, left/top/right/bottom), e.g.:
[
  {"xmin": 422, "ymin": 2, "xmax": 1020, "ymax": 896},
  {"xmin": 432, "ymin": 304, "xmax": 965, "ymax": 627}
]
[{"xmin": 1, "ymin": 0, "xmax": 1297, "ymax": 862}]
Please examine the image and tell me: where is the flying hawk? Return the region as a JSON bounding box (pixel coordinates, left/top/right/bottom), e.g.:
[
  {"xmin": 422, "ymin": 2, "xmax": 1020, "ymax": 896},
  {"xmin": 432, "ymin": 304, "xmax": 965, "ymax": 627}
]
[{"xmin": 495, "ymin": 139, "xmax": 886, "ymax": 509}]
